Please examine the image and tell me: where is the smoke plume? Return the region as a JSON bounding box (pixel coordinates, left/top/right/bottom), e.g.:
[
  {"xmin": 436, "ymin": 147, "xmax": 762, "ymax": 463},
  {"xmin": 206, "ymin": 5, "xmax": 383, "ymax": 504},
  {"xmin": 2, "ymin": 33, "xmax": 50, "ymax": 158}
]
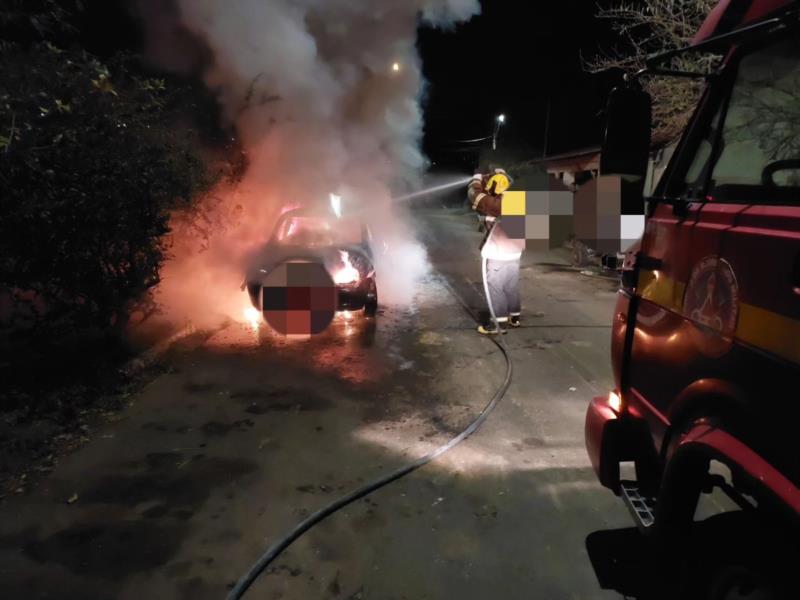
[{"xmin": 141, "ymin": 0, "xmax": 480, "ymax": 327}]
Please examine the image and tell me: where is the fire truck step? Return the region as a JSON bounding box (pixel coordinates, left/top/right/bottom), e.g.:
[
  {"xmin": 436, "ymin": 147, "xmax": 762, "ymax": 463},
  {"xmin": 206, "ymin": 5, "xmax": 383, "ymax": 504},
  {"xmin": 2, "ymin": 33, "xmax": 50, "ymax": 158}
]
[{"xmin": 620, "ymin": 480, "xmax": 657, "ymax": 530}]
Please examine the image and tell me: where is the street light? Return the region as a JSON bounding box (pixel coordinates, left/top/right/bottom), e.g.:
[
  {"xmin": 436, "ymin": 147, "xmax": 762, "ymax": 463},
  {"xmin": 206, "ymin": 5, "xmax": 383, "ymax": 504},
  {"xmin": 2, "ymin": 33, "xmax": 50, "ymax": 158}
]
[{"xmin": 493, "ymin": 114, "xmax": 506, "ymax": 150}]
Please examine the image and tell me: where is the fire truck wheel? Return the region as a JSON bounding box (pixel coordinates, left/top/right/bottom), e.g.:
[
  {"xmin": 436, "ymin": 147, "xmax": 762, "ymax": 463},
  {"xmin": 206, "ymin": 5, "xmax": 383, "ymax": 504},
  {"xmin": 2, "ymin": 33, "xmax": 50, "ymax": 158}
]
[
  {"xmin": 708, "ymin": 565, "xmax": 776, "ymax": 600},
  {"xmin": 655, "ymin": 414, "xmax": 744, "ymax": 544},
  {"xmin": 653, "ymin": 471, "xmax": 796, "ymax": 600},
  {"xmin": 702, "ymin": 511, "xmax": 795, "ymax": 600}
]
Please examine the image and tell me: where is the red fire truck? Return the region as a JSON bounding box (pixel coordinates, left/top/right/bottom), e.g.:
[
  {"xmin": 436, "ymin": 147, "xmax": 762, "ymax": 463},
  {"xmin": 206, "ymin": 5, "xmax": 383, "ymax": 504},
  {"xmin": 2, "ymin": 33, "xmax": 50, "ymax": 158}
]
[{"xmin": 586, "ymin": 0, "xmax": 800, "ymax": 597}]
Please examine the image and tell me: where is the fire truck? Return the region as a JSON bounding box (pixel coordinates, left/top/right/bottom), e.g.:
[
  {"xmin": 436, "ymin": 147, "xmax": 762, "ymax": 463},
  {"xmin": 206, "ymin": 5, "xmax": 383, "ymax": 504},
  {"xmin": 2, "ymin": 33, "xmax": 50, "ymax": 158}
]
[{"xmin": 586, "ymin": 0, "xmax": 800, "ymax": 597}]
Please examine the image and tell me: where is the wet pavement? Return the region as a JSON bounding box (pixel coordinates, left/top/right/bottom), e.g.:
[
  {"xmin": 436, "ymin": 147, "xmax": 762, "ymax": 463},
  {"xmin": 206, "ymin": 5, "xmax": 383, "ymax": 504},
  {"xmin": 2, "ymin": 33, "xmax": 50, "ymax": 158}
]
[{"xmin": 0, "ymin": 208, "xmax": 633, "ymax": 599}]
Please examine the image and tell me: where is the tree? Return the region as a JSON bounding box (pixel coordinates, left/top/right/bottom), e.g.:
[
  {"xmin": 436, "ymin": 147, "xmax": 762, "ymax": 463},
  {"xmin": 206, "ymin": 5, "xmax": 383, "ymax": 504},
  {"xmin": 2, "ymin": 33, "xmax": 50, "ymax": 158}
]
[
  {"xmin": 586, "ymin": 0, "xmax": 718, "ymax": 144},
  {"xmin": 0, "ymin": 0, "xmax": 82, "ymax": 44},
  {"xmin": 0, "ymin": 1, "xmax": 236, "ymax": 391}
]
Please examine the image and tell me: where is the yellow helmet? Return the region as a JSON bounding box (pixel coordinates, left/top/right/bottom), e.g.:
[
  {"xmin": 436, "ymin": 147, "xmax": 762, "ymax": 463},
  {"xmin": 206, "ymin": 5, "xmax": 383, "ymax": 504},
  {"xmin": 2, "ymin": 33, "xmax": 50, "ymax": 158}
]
[{"xmin": 486, "ymin": 169, "xmax": 512, "ymax": 195}]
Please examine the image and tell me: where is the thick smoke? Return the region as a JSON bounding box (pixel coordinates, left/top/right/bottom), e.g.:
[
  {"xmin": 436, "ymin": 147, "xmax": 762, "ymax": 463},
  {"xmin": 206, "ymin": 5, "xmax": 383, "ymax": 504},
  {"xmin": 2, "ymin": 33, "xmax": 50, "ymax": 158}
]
[{"xmin": 143, "ymin": 0, "xmax": 479, "ymax": 326}]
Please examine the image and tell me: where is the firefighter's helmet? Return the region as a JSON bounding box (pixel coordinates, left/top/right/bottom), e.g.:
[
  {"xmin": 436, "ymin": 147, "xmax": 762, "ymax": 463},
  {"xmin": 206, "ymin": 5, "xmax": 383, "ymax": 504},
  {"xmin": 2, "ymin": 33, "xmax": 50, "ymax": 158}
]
[{"xmin": 486, "ymin": 168, "xmax": 512, "ymax": 196}]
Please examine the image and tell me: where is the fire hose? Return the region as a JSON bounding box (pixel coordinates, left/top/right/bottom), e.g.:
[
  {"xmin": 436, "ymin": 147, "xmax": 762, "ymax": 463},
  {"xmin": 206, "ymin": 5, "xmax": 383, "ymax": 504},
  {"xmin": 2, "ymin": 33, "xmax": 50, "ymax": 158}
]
[{"xmin": 227, "ymin": 224, "xmax": 510, "ymax": 600}]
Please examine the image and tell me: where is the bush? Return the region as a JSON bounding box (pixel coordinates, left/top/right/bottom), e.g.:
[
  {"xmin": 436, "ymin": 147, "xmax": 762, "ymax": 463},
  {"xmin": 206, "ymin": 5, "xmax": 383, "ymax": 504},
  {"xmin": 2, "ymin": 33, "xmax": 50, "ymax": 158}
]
[
  {"xmin": 0, "ymin": 3, "xmax": 239, "ymax": 401},
  {"xmin": 0, "ymin": 43, "xmax": 214, "ymax": 336}
]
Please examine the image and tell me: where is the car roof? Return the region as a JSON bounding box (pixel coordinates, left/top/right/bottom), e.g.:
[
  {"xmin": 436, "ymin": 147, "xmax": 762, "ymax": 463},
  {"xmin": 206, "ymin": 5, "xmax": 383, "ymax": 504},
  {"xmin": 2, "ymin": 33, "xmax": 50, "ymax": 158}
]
[{"xmin": 272, "ymin": 208, "xmax": 371, "ymax": 243}]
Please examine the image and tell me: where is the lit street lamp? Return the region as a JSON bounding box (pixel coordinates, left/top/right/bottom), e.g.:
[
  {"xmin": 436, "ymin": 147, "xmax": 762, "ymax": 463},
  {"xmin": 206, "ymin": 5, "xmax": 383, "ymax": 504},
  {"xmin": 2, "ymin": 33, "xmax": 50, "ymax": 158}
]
[
  {"xmin": 493, "ymin": 114, "xmax": 506, "ymax": 150},
  {"xmin": 449, "ymin": 113, "xmax": 508, "ymax": 151}
]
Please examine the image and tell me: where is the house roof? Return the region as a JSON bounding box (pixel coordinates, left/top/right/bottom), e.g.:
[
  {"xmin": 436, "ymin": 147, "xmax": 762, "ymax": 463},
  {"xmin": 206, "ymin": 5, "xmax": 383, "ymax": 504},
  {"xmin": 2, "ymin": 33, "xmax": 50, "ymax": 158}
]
[{"xmin": 530, "ymin": 146, "xmax": 602, "ymax": 173}]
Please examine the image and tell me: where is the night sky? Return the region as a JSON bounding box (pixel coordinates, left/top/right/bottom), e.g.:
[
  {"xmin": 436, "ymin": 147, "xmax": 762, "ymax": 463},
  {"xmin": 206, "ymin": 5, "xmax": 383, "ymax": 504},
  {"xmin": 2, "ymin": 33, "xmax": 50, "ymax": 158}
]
[{"xmin": 420, "ymin": 0, "xmax": 619, "ymax": 171}]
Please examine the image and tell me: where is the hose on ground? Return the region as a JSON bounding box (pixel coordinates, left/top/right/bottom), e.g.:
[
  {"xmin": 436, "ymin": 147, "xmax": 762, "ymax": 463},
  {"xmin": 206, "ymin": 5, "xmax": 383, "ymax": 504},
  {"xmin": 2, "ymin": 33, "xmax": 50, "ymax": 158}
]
[{"xmin": 227, "ymin": 246, "xmax": 511, "ymax": 600}]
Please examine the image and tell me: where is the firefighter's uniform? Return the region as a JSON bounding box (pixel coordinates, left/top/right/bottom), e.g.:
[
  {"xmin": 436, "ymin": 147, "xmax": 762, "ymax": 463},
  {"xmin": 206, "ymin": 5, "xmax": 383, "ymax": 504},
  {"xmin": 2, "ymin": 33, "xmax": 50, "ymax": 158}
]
[{"xmin": 468, "ymin": 170, "xmax": 525, "ymax": 333}]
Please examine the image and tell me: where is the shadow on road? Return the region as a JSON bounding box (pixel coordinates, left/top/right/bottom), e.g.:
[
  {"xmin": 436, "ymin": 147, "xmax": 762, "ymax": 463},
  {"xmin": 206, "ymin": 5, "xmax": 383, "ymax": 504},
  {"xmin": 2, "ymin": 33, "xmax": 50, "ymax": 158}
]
[{"xmin": 587, "ymin": 511, "xmax": 799, "ymax": 600}]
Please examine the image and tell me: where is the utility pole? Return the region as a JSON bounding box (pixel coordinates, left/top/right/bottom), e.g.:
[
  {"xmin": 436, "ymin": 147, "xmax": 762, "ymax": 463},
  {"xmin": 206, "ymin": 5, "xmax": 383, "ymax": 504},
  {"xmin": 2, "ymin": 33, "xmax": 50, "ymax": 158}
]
[{"xmin": 542, "ymin": 96, "xmax": 551, "ymax": 159}]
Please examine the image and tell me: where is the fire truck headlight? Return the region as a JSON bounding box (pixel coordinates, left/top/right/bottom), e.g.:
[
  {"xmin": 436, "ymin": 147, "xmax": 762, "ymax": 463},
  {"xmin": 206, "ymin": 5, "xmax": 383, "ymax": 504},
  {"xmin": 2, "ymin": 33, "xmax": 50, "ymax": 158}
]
[{"xmin": 608, "ymin": 390, "xmax": 623, "ymax": 414}]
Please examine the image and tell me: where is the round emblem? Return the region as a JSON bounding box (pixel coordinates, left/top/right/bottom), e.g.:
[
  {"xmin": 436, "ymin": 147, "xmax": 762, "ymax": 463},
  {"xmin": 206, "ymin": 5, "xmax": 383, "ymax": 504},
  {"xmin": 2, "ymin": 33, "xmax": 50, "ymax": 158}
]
[{"xmin": 683, "ymin": 256, "xmax": 739, "ymax": 357}]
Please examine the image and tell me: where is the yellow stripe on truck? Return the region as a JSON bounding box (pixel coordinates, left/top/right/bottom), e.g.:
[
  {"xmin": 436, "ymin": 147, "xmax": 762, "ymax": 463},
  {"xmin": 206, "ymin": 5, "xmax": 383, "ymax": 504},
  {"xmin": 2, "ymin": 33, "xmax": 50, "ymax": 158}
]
[
  {"xmin": 638, "ymin": 269, "xmax": 800, "ymax": 366},
  {"xmin": 737, "ymin": 303, "xmax": 800, "ymax": 365},
  {"xmin": 639, "ymin": 269, "xmax": 686, "ymax": 313}
]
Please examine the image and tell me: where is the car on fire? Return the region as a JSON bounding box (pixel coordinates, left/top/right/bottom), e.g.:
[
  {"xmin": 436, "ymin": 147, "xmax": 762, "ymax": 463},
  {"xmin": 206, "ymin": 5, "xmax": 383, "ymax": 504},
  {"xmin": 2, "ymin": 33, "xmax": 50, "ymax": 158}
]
[{"xmin": 245, "ymin": 208, "xmax": 378, "ymax": 317}]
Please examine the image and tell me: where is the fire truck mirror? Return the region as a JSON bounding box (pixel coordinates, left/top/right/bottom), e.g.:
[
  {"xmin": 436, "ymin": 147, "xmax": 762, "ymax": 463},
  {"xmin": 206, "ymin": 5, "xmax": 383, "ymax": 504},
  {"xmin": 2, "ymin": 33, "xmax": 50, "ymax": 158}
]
[{"xmin": 600, "ymin": 86, "xmax": 652, "ymax": 184}]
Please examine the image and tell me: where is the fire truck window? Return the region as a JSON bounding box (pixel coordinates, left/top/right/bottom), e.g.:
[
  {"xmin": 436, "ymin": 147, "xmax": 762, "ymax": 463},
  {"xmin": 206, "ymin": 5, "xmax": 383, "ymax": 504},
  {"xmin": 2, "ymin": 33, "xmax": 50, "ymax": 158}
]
[
  {"xmin": 710, "ymin": 38, "xmax": 800, "ymax": 200},
  {"xmin": 671, "ymin": 102, "xmax": 724, "ymax": 200},
  {"xmin": 685, "ymin": 139, "xmax": 713, "ymax": 187}
]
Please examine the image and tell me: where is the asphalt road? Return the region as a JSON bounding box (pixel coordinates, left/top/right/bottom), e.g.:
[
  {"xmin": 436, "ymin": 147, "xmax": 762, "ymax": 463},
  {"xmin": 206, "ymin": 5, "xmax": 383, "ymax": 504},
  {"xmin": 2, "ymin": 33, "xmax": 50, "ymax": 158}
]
[{"xmin": 0, "ymin": 208, "xmax": 636, "ymax": 599}]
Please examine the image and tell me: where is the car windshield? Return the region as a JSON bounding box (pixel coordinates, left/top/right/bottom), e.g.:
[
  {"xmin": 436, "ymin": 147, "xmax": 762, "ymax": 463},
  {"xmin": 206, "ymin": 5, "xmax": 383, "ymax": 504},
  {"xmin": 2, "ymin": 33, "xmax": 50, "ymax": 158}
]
[
  {"xmin": 708, "ymin": 37, "xmax": 800, "ymax": 201},
  {"xmin": 273, "ymin": 216, "xmax": 362, "ymax": 247}
]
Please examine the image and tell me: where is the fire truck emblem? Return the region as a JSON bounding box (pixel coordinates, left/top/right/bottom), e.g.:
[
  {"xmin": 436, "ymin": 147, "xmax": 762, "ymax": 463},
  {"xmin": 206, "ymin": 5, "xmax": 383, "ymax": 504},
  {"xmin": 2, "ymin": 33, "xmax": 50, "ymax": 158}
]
[{"xmin": 684, "ymin": 256, "xmax": 739, "ymax": 336}]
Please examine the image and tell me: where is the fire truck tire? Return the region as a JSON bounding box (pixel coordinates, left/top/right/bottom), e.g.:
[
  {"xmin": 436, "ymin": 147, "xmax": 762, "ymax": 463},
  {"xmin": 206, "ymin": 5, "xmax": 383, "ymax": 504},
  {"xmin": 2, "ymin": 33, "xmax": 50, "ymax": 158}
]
[
  {"xmin": 702, "ymin": 512, "xmax": 796, "ymax": 600},
  {"xmin": 654, "ymin": 413, "xmax": 743, "ymax": 541},
  {"xmin": 653, "ymin": 452, "xmax": 708, "ymax": 544},
  {"xmin": 652, "ymin": 426, "xmax": 797, "ymax": 600},
  {"xmin": 708, "ymin": 565, "xmax": 778, "ymax": 600}
]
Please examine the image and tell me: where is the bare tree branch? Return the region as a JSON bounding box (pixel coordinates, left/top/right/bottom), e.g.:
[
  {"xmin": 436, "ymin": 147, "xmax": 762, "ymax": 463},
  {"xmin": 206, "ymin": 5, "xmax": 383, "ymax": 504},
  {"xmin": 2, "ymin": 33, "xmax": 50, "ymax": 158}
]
[{"xmin": 586, "ymin": 0, "xmax": 719, "ymax": 144}]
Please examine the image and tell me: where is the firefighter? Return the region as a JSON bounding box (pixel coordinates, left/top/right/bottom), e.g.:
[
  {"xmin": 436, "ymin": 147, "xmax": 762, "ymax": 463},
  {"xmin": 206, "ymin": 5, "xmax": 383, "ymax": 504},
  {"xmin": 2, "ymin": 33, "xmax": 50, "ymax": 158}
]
[{"xmin": 468, "ymin": 168, "xmax": 525, "ymax": 335}]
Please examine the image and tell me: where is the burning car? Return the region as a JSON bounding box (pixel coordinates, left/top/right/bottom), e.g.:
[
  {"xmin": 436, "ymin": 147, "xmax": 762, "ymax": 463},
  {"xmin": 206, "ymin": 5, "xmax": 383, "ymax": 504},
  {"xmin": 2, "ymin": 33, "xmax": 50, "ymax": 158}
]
[{"xmin": 245, "ymin": 209, "xmax": 378, "ymax": 317}]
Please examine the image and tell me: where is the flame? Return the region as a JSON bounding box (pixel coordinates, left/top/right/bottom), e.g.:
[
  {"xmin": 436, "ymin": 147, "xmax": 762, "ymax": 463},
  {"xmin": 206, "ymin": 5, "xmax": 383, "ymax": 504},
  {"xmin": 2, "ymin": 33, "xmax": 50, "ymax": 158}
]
[
  {"xmin": 330, "ymin": 193, "xmax": 342, "ymax": 219},
  {"xmin": 243, "ymin": 306, "xmax": 261, "ymax": 331},
  {"xmin": 333, "ymin": 250, "xmax": 360, "ymax": 285}
]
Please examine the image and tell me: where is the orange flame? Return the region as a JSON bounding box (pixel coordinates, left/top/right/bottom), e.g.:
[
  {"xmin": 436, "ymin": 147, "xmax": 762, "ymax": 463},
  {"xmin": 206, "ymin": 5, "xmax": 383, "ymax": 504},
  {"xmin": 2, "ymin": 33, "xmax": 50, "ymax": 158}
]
[
  {"xmin": 243, "ymin": 306, "xmax": 261, "ymax": 331},
  {"xmin": 333, "ymin": 250, "xmax": 360, "ymax": 285}
]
